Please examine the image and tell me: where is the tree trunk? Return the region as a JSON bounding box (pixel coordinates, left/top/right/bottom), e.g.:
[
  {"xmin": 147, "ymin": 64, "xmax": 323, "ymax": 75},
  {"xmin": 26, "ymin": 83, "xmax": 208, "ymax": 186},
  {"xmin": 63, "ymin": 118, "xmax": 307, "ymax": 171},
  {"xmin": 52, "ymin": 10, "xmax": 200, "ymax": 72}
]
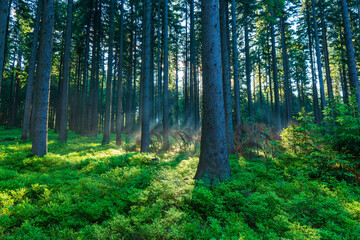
[
  {"xmin": 102, "ymin": 0, "xmax": 114, "ymax": 144},
  {"xmin": 31, "ymin": 0, "xmax": 55, "ymax": 157},
  {"xmin": 320, "ymin": 5, "xmax": 334, "ymax": 106},
  {"xmin": 163, "ymin": 0, "xmax": 170, "ymax": 149},
  {"xmin": 59, "ymin": 0, "xmax": 73, "ymax": 143},
  {"xmin": 220, "ymin": 0, "xmax": 234, "ymax": 154},
  {"xmin": 0, "ymin": 0, "xmax": 9, "ymax": 98},
  {"xmin": 21, "ymin": 0, "xmax": 42, "ymax": 139},
  {"xmin": 195, "ymin": 0, "xmax": 231, "ymax": 185},
  {"xmin": 116, "ymin": 0, "xmax": 124, "ymax": 146},
  {"xmin": 244, "ymin": 6, "xmax": 252, "ymax": 121},
  {"xmin": 280, "ymin": 14, "xmax": 291, "ymax": 126},
  {"xmin": 231, "ymin": 0, "xmax": 241, "ymax": 127},
  {"xmin": 270, "ymin": 9, "xmax": 281, "ymax": 131},
  {"xmin": 306, "ymin": 0, "xmax": 320, "ymax": 123},
  {"xmin": 141, "ymin": 0, "xmax": 151, "ymax": 153},
  {"xmin": 341, "ymin": 0, "xmax": 360, "ymax": 112},
  {"xmin": 312, "ymin": 0, "xmax": 326, "ymax": 118}
]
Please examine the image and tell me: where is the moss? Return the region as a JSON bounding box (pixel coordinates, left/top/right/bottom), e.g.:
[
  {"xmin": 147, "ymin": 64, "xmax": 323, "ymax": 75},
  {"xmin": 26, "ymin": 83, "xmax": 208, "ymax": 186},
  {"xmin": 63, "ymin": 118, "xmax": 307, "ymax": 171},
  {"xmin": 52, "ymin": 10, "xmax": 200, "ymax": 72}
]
[{"xmin": 0, "ymin": 127, "xmax": 359, "ymax": 239}]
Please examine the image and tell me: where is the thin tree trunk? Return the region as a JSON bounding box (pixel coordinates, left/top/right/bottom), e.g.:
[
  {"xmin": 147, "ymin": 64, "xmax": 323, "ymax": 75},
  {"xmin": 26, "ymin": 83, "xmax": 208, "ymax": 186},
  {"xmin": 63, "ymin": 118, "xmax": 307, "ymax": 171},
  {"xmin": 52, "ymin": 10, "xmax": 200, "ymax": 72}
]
[
  {"xmin": 102, "ymin": 0, "xmax": 114, "ymax": 144},
  {"xmin": 162, "ymin": 0, "xmax": 170, "ymax": 149},
  {"xmin": 320, "ymin": 5, "xmax": 334, "ymax": 106},
  {"xmin": 31, "ymin": 0, "xmax": 55, "ymax": 157},
  {"xmin": 116, "ymin": 0, "xmax": 124, "ymax": 146},
  {"xmin": 312, "ymin": 0, "xmax": 326, "ymax": 118},
  {"xmin": 231, "ymin": 0, "xmax": 241, "ymax": 127},
  {"xmin": 280, "ymin": 14, "xmax": 291, "ymax": 125},
  {"xmin": 220, "ymin": 0, "xmax": 234, "ymax": 154},
  {"xmin": 306, "ymin": 0, "xmax": 320, "ymax": 123},
  {"xmin": 0, "ymin": 0, "xmax": 9, "ymax": 98},
  {"xmin": 244, "ymin": 6, "xmax": 252, "ymax": 121},
  {"xmin": 21, "ymin": 0, "xmax": 42, "ymax": 139},
  {"xmin": 59, "ymin": 0, "xmax": 73, "ymax": 143},
  {"xmin": 341, "ymin": 0, "xmax": 360, "ymax": 112},
  {"xmin": 141, "ymin": 0, "xmax": 151, "ymax": 153},
  {"xmin": 270, "ymin": 9, "xmax": 281, "ymax": 131}
]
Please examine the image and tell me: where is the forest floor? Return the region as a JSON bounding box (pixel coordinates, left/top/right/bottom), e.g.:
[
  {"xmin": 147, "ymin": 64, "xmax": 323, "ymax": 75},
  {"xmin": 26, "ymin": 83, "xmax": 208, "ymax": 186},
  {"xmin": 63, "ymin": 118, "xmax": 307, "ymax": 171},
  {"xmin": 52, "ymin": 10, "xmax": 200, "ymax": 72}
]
[{"xmin": 0, "ymin": 127, "xmax": 360, "ymax": 239}]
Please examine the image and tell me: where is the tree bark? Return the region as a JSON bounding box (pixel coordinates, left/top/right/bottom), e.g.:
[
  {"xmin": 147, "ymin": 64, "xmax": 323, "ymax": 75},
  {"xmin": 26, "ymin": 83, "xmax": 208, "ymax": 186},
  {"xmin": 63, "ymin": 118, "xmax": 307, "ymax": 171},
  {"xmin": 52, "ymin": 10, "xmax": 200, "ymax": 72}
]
[
  {"xmin": 341, "ymin": 0, "xmax": 360, "ymax": 112},
  {"xmin": 59, "ymin": 0, "xmax": 73, "ymax": 143},
  {"xmin": 270, "ymin": 9, "xmax": 281, "ymax": 131},
  {"xmin": 31, "ymin": 0, "xmax": 55, "ymax": 157},
  {"xmin": 163, "ymin": 0, "xmax": 170, "ymax": 149},
  {"xmin": 244, "ymin": 6, "xmax": 252, "ymax": 121},
  {"xmin": 0, "ymin": 0, "xmax": 9, "ymax": 98},
  {"xmin": 280, "ymin": 14, "xmax": 291, "ymax": 125},
  {"xmin": 306, "ymin": 0, "xmax": 320, "ymax": 123},
  {"xmin": 21, "ymin": 0, "xmax": 42, "ymax": 139},
  {"xmin": 311, "ymin": 0, "xmax": 326, "ymax": 118},
  {"xmin": 231, "ymin": 0, "xmax": 241, "ymax": 127},
  {"xmin": 102, "ymin": 0, "xmax": 115, "ymax": 144},
  {"xmin": 116, "ymin": 0, "xmax": 124, "ymax": 146},
  {"xmin": 141, "ymin": 0, "xmax": 151, "ymax": 153},
  {"xmin": 195, "ymin": 0, "xmax": 231, "ymax": 185},
  {"xmin": 220, "ymin": 0, "xmax": 234, "ymax": 154}
]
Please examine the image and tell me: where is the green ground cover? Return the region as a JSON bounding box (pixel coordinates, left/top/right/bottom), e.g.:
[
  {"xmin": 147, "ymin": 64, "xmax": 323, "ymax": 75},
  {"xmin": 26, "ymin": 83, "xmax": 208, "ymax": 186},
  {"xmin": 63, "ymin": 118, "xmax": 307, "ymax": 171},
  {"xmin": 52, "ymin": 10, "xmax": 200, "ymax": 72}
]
[{"xmin": 1, "ymin": 127, "xmax": 360, "ymax": 239}]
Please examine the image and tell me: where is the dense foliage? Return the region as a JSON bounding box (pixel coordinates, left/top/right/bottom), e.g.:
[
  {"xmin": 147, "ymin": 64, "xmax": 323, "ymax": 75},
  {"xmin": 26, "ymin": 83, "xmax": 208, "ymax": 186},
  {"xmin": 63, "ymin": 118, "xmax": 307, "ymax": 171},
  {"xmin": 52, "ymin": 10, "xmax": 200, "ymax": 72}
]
[{"xmin": 1, "ymin": 125, "xmax": 360, "ymax": 239}]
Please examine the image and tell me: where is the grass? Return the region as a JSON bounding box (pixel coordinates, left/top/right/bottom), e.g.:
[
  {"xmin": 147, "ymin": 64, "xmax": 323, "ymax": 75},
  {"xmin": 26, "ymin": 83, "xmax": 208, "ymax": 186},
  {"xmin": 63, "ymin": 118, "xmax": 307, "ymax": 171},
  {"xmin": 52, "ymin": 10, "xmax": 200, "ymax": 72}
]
[{"xmin": 0, "ymin": 127, "xmax": 360, "ymax": 239}]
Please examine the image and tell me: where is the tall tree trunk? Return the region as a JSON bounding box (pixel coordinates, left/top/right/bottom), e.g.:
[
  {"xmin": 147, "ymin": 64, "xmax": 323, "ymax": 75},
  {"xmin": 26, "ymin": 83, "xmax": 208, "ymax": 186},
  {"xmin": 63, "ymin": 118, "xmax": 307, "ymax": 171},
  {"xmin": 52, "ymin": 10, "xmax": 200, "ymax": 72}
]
[
  {"xmin": 162, "ymin": 0, "xmax": 170, "ymax": 149},
  {"xmin": 258, "ymin": 56, "xmax": 263, "ymax": 122},
  {"xmin": 59, "ymin": 0, "xmax": 73, "ymax": 143},
  {"xmin": 341, "ymin": 0, "xmax": 360, "ymax": 112},
  {"xmin": 306, "ymin": 0, "xmax": 320, "ymax": 123},
  {"xmin": 141, "ymin": 0, "xmax": 151, "ymax": 153},
  {"xmin": 244, "ymin": 6, "xmax": 252, "ymax": 121},
  {"xmin": 280, "ymin": 14, "xmax": 291, "ymax": 125},
  {"xmin": 231, "ymin": 0, "xmax": 241, "ymax": 127},
  {"xmin": 320, "ymin": 5, "xmax": 334, "ymax": 106},
  {"xmin": 270, "ymin": 9, "xmax": 281, "ymax": 131},
  {"xmin": 184, "ymin": 4, "xmax": 188, "ymax": 128},
  {"xmin": 81, "ymin": 22, "xmax": 90, "ymax": 135},
  {"xmin": 31, "ymin": 0, "xmax": 55, "ymax": 157},
  {"xmin": 175, "ymin": 47, "xmax": 179, "ymax": 128},
  {"xmin": 10, "ymin": 52, "xmax": 21, "ymax": 127},
  {"xmin": 116, "ymin": 0, "xmax": 124, "ymax": 146},
  {"xmin": 156, "ymin": 0, "xmax": 162, "ymax": 128},
  {"xmin": 102, "ymin": 0, "xmax": 114, "ymax": 144},
  {"xmin": 220, "ymin": 0, "xmax": 234, "ymax": 154},
  {"xmin": 21, "ymin": 0, "xmax": 42, "ymax": 139},
  {"xmin": 312, "ymin": 0, "xmax": 326, "ymax": 118},
  {"xmin": 0, "ymin": 0, "xmax": 9, "ymax": 98},
  {"xmin": 132, "ymin": 31, "xmax": 137, "ymax": 132},
  {"xmin": 195, "ymin": 0, "xmax": 230, "ymax": 184}
]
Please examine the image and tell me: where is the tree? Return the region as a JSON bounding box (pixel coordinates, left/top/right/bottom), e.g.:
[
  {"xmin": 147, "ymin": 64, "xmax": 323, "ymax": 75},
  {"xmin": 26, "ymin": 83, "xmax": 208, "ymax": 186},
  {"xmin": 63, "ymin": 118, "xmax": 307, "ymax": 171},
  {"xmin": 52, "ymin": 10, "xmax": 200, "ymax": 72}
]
[
  {"xmin": 141, "ymin": 0, "xmax": 151, "ymax": 153},
  {"xmin": 21, "ymin": 0, "xmax": 42, "ymax": 140},
  {"xmin": 231, "ymin": 0, "xmax": 241, "ymax": 127},
  {"xmin": 59, "ymin": 0, "xmax": 73, "ymax": 143},
  {"xmin": 103, "ymin": 0, "xmax": 115, "ymax": 144},
  {"xmin": 0, "ymin": 0, "xmax": 9, "ymax": 98},
  {"xmin": 219, "ymin": 0, "xmax": 235, "ymax": 154},
  {"xmin": 163, "ymin": 0, "xmax": 170, "ymax": 150},
  {"xmin": 31, "ymin": 0, "xmax": 55, "ymax": 157},
  {"xmin": 116, "ymin": 0, "xmax": 124, "ymax": 146},
  {"xmin": 311, "ymin": 0, "xmax": 326, "ymax": 118},
  {"xmin": 270, "ymin": 8, "xmax": 281, "ymax": 131},
  {"xmin": 195, "ymin": 0, "xmax": 231, "ymax": 185},
  {"xmin": 340, "ymin": 0, "xmax": 360, "ymax": 112}
]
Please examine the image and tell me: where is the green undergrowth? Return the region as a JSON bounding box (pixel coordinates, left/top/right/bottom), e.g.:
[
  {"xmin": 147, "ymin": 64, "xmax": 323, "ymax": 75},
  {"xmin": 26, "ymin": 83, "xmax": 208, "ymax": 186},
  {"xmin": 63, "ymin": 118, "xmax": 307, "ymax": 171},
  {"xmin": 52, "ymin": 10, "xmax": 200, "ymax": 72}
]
[{"xmin": 1, "ymin": 127, "xmax": 360, "ymax": 239}]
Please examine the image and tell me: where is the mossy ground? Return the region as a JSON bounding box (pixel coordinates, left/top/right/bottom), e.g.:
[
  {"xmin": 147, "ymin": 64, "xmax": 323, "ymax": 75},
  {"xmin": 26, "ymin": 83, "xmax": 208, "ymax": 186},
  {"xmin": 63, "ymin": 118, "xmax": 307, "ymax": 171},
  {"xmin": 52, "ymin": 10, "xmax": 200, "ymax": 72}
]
[{"xmin": 1, "ymin": 127, "xmax": 360, "ymax": 239}]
